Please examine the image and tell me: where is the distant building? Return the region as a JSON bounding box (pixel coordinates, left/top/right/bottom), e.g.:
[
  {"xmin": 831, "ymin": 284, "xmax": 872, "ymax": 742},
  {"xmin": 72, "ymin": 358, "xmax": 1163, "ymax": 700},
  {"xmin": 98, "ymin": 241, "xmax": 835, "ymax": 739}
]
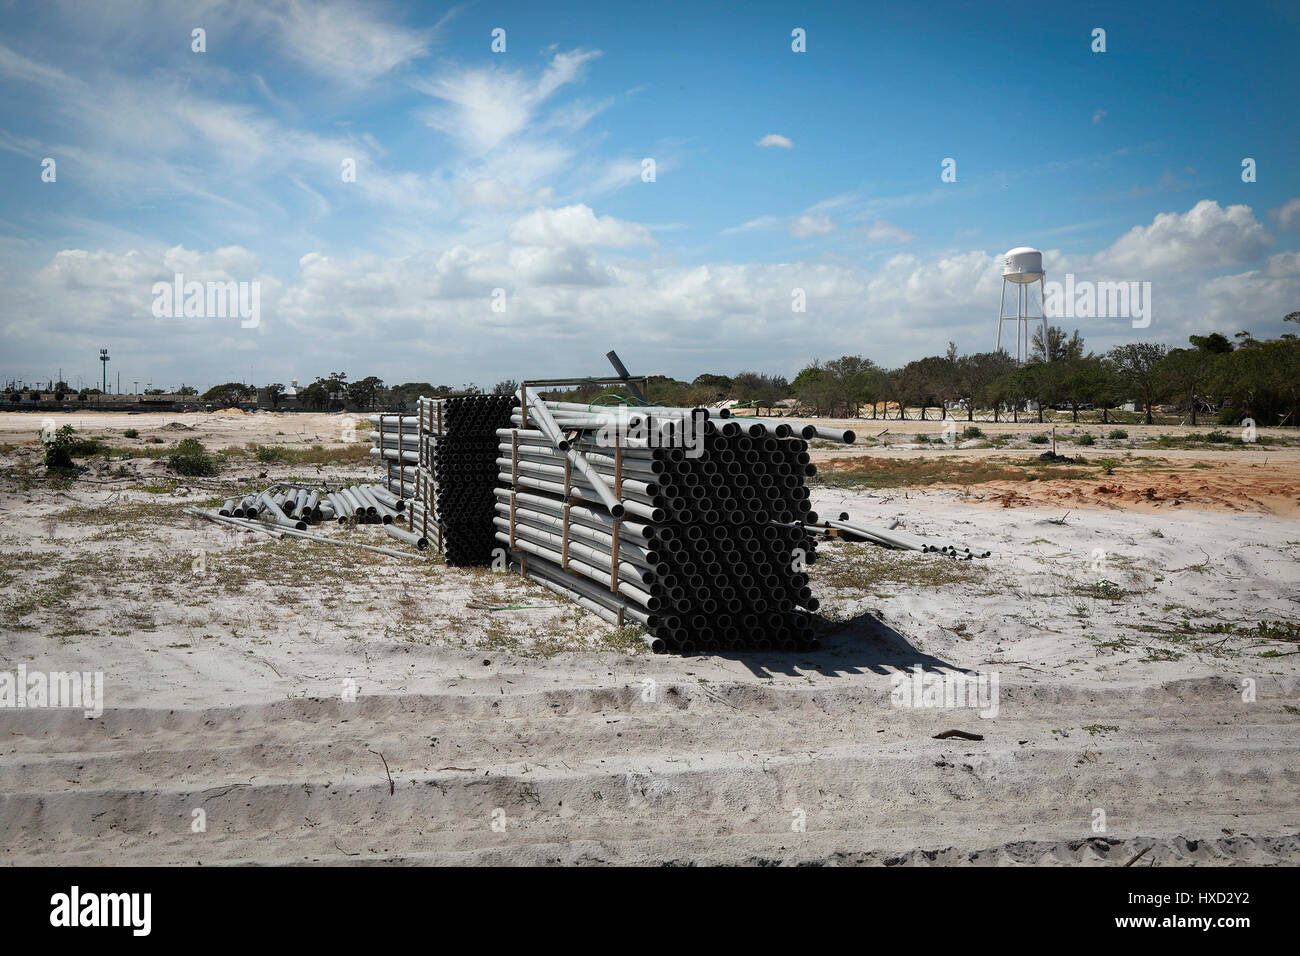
[{"xmin": 258, "ymin": 379, "xmax": 303, "ymax": 409}]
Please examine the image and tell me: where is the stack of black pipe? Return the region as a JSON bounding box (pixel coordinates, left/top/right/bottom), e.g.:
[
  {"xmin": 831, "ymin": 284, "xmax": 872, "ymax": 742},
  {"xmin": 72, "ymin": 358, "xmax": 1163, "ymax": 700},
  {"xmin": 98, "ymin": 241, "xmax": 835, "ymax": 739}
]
[
  {"xmin": 496, "ymin": 416, "xmax": 824, "ymax": 654},
  {"xmin": 421, "ymin": 395, "xmax": 517, "ymax": 564}
]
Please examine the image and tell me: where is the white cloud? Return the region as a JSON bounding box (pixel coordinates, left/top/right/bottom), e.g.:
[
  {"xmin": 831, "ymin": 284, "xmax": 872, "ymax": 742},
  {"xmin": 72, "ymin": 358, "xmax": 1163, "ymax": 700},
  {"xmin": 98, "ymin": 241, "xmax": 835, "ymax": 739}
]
[
  {"xmin": 416, "ymin": 49, "xmax": 601, "ymax": 153},
  {"xmin": 459, "ymin": 178, "xmax": 553, "ymax": 211},
  {"xmin": 788, "ymin": 211, "xmax": 835, "ymax": 238},
  {"xmin": 6, "ymin": 206, "xmax": 1296, "ymax": 390},
  {"xmin": 721, "ymin": 215, "xmax": 782, "ymax": 235},
  {"xmin": 2, "ymin": 244, "xmax": 280, "ymax": 354},
  {"xmin": 508, "ymin": 205, "xmax": 654, "ymax": 248},
  {"xmin": 853, "ymin": 220, "xmax": 915, "ymax": 243},
  {"xmin": 1189, "ymin": 251, "xmax": 1300, "ymax": 334},
  {"xmin": 251, "ymin": 0, "xmax": 434, "ymax": 86},
  {"xmin": 1088, "ymin": 200, "xmax": 1273, "ymax": 276},
  {"xmin": 1269, "ymin": 197, "xmax": 1300, "ymax": 232},
  {"xmin": 756, "ymin": 133, "xmax": 793, "ymax": 149}
]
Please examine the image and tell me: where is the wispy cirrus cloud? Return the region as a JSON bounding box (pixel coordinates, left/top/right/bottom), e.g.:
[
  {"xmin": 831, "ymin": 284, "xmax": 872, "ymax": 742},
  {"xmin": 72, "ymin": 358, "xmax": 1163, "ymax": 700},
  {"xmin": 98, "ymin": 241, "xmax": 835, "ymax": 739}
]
[
  {"xmin": 246, "ymin": 0, "xmax": 445, "ymax": 86},
  {"xmin": 414, "ymin": 49, "xmax": 601, "ymax": 153},
  {"xmin": 853, "ymin": 220, "xmax": 916, "ymax": 243}
]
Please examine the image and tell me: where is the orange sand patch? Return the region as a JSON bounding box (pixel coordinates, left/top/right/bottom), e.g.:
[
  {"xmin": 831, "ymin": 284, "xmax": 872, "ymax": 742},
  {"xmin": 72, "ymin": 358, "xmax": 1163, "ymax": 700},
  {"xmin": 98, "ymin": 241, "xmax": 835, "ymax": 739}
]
[{"xmin": 952, "ymin": 459, "xmax": 1300, "ymax": 517}]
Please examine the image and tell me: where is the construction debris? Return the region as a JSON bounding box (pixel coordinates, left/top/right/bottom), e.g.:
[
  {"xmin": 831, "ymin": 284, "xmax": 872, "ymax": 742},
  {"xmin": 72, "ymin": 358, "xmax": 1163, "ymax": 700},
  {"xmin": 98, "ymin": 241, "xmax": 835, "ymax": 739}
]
[{"xmin": 815, "ymin": 512, "xmax": 991, "ymax": 559}]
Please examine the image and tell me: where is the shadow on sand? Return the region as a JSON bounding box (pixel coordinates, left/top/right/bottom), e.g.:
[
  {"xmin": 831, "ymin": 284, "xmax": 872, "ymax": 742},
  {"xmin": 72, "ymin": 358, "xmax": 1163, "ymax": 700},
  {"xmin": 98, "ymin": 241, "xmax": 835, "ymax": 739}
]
[{"xmin": 714, "ymin": 610, "xmax": 968, "ymax": 680}]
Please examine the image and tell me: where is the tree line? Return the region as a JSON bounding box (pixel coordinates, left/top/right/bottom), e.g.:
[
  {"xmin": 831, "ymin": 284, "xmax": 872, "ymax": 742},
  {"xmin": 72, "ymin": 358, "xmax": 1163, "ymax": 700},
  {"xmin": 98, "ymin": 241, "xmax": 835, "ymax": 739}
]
[
  {"xmin": 785, "ymin": 319, "xmax": 1299, "ymax": 427},
  {"xmin": 197, "ymin": 314, "xmax": 1299, "ymax": 428}
]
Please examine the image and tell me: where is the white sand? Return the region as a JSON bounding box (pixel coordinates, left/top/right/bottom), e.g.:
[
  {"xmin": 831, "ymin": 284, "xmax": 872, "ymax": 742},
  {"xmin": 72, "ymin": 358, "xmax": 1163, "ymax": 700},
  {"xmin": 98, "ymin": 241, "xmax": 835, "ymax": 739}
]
[{"xmin": 1, "ymin": 415, "xmax": 1297, "ymax": 865}]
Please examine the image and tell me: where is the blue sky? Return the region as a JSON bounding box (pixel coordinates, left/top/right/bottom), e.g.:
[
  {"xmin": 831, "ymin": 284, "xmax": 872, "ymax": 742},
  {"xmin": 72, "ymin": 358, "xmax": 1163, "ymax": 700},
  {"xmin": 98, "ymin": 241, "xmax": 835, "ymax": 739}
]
[{"xmin": 1, "ymin": 0, "xmax": 1297, "ymax": 392}]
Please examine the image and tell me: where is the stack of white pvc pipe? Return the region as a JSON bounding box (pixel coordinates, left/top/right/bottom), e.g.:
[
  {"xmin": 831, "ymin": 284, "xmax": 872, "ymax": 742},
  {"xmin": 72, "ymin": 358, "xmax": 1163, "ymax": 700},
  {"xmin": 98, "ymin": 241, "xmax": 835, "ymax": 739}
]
[
  {"xmin": 205, "ymin": 481, "xmax": 429, "ymax": 552},
  {"xmin": 368, "ymin": 413, "xmax": 420, "ymax": 501}
]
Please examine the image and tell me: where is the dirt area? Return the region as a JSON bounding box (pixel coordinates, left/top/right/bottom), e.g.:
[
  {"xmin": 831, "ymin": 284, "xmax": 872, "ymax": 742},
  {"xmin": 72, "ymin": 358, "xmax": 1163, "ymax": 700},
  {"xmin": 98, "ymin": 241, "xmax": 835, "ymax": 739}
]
[
  {"xmin": 1, "ymin": 411, "xmax": 1297, "ymax": 865},
  {"xmin": 818, "ymin": 455, "xmax": 1300, "ymax": 516},
  {"xmin": 0, "ymin": 410, "xmax": 366, "ymax": 451}
]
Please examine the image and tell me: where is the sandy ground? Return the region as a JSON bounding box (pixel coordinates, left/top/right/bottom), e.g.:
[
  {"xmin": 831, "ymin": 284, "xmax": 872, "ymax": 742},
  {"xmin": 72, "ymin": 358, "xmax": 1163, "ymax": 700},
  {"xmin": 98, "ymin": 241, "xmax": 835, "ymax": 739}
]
[{"xmin": 1, "ymin": 412, "xmax": 1298, "ymax": 865}]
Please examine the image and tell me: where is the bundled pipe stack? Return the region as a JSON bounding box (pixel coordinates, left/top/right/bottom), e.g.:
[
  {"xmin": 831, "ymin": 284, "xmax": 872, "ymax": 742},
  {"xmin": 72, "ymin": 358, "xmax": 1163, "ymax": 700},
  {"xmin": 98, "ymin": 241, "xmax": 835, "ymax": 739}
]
[
  {"xmin": 496, "ymin": 395, "xmax": 851, "ymax": 654},
  {"xmin": 372, "ymin": 395, "xmax": 517, "ymax": 564}
]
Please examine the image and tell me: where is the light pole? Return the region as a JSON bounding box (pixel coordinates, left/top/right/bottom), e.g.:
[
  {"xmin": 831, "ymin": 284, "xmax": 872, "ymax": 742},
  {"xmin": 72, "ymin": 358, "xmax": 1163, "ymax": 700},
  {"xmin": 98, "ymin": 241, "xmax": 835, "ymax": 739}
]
[{"xmin": 99, "ymin": 348, "xmax": 109, "ymax": 406}]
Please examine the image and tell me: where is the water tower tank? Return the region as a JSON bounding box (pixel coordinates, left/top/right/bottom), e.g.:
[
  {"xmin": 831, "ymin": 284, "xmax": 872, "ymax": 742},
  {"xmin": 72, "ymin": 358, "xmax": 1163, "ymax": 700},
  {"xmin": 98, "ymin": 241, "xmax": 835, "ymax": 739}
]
[{"xmin": 1003, "ymin": 246, "xmax": 1043, "ymax": 283}]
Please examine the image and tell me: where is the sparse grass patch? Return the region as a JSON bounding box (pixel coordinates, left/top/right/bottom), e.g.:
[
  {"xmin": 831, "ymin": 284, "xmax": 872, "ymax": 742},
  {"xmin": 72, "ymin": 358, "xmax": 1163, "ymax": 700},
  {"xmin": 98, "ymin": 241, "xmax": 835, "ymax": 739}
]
[
  {"xmin": 814, "ymin": 455, "xmax": 1095, "ymax": 490},
  {"xmin": 1154, "ymin": 431, "xmax": 1250, "ymax": 449},
  {"xmin": 602, "ymin": 625, "xmax": 651, "ymax": 654},
  {"xmin": 58, "ymin": 500, "xmax": 185, "ymax": 526},
  {"xmin": 1071, "ymin": 579, "xmax": 1131, "ymax": 601},
  {"xmin": 1254, "ymin": 620, "xmax": 1300, "ymax": 643},
  {"xmin": 244, "ymin": 443, "xmax": 369, "ymax": 465},
  {"xmin": 813, "ymin": 540, "xmax": 986, "ymax": 595},
  {"xmin": 1082, "ymin": 724, "xmax": 1120, "ymax": 736}
]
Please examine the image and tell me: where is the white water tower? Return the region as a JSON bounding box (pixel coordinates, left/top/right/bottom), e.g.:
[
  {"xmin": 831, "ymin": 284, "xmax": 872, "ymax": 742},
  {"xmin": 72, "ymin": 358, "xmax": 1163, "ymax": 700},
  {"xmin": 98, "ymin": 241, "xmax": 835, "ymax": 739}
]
[{"xmin": 996, "ymin": 247, "xmax": 1047, "ymax": 364}]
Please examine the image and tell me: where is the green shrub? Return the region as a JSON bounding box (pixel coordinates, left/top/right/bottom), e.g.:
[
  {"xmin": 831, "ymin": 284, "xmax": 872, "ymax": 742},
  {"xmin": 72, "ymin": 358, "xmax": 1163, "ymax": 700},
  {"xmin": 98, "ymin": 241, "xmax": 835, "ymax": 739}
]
[
  {"xmin": 1028, "ymin": 434, "xmax": 1049, "ymax": 445},
  {"xmin": 146, "ymin": 436, "xmax": 164, "ymax": 444},
  {"xmin": 254, "ymin": 444, "xmax": 291, "ymax": 463},
  {"xmin": 1076, "ymin": 433, "xmax": 1095, "ymax": 446},
  {"xmin": 168, "ymin": 438, "xmax": 219, "ymax": 476},
  {"xmin": 43, "ymin": 425, "xmax": 76, "ymax": 470},
  {"xmin": 1107, "ymin": 428, "xmax": 1128, "ymax": 440},
  {"xmin": 1203, "ymin": 430, "xmax": 1232, "ymax": 443},
  {"xmin": 41, "ymin": 425, "xmax": 107, "ymax": 470},
  {"xmin": 961, "ymin": 426, "xmax": 984, "ymax": 439},
  {"xmin": 1217, "ymin": 408, "xmax": 1241, "ymax": 426},
  {"xmin": 123, "ymin": 428, "xmax": 139, "ymax": 439}
]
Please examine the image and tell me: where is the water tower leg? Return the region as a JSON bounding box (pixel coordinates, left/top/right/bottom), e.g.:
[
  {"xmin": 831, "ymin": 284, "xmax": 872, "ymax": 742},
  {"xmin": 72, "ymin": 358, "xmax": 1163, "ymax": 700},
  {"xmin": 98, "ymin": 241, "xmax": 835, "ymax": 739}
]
[
  {"xmin": 1038, "ymin": 277, "xmax": 1048, "ymax": 364},
  {"xmin": 996, "ymin": 281, "xmax": 1006, "ymax": 352},
  {"xmin": 1018, "ymin": 285, "xmax": 1025, "ymax": 363},
  {"xmin": 1022, "ymin": 285, "xmax": 1029, "ymax": 363}
]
